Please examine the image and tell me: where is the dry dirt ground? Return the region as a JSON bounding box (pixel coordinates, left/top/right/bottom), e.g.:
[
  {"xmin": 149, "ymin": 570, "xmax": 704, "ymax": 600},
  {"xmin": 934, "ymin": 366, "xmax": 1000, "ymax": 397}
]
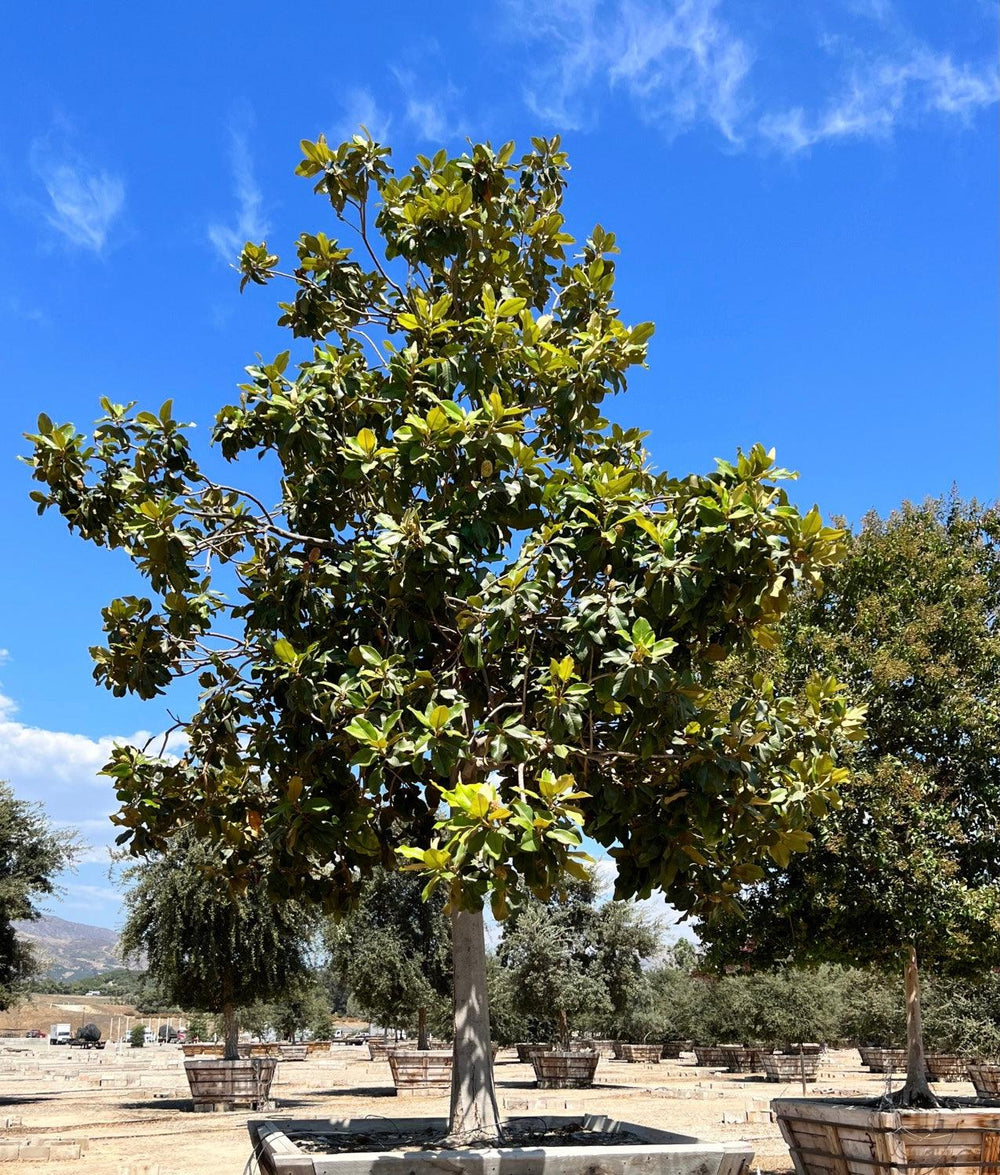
[{"xmin": 0, "ymin": 1041, "xmax": 972, "ymax": 1174}]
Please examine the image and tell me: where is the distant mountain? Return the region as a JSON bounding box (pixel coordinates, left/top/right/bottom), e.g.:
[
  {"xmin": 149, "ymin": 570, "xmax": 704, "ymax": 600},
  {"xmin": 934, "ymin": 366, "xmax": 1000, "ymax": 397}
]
[{"xmin": 14, "ymin": 915, "xmax": 124, "ymax": 981}]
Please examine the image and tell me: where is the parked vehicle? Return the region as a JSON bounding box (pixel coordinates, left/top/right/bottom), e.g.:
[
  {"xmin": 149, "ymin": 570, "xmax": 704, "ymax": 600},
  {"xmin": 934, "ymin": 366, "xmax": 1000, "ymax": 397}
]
[
  {"xmin": 26, "ymin": 1029, "xmax": 46, "ymax": 1038},
  {"xmin": 49, "ymin": 1023, "xmax": 71, "ymax": 1045}
]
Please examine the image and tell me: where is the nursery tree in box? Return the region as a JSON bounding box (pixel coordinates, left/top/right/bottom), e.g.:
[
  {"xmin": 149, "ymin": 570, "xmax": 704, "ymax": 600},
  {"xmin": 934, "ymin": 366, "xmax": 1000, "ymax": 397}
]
[
  {"xmin": 699, "ymin": 498, "xmax": 1000, "ymax": 1106},
  {"xmin": 28, "ymin": 133, "xmax": 859, "ymax": 1143}
]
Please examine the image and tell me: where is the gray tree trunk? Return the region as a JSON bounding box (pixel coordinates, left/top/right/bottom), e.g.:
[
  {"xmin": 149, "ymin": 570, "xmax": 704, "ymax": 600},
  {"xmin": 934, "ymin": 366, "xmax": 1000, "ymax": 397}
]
[
  {"xmin": 417, "ymin": 1006, "xmax": 429, "ymax": 1051},
  {"xmin": 222, "ymin": 1003, "xmax": 240, "ymax": 1062},
  {"xmin": 448, "ymin": 908, "xmax": 502, "ymax": 1145},
  {"xmin": 898, "ymin": 943, "xmax": 937, "ymax": 1107}
]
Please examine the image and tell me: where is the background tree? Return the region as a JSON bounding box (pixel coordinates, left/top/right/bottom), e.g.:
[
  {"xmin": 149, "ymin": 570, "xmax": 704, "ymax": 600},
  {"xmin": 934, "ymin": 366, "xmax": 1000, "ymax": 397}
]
[
  {"xmin": 645, "ymin": 953, "xmax": 701, "ymax": 1042},
  {"xmin": 28, "ymin": 134, "xmax": 859, "ymax": 1143},
  {"xmin": 270, "ymin": 973, "xmax": 332, "ymax": 1041},
  {"xmin": 497, "ymin": 878, "xmax": 660, "ymax": 1044},
  {"xmin": 0, "ymin": 782, "xmax": 77, "ymax": 1010},
  {"xmin": 484, "ymin": 953, "xmax": 532, "ymax": 1046},
  {"xmin": 498, "ymin": 881, "xmax": 610, "ymax": 1046},
  {"xmin": 119, "ymin": 833, "xmax": 316, "ymax": 1060},
  {"xmin": 185, "ymin": 1013, "xmax": 209, "ymax": 1042},
  {"xmin": 129, "ymin": 1025, "xmax": 145, "ymax": 1048},
  {"xmin": 698, "ymin": 496, "xmax": 1000, "ymax": 1106},
  {"xmin": 589, "ymin": 899, "xmax": 662, "ymax": 1041},
  {"xmin": 325, "ymin": 869, "xmax": 451, "ymax": 1049},
  {"xmin": 838, "ymin": 969, "xmax": 905, "ymax": 1048}
]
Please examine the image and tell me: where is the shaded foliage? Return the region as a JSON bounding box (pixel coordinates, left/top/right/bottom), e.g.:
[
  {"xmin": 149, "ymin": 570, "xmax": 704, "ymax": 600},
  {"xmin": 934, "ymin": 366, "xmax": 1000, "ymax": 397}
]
[
  {"xmin": 119, "ymin": 833, "xmax": 316, "ymax": 1058},
  {"xmin": 0, "ymin": 782, "xmax": 78, "ymax": 1010},
  {"xmin": 698, "ymin": 497, "xmax": 1000, "ymax": 1101}
]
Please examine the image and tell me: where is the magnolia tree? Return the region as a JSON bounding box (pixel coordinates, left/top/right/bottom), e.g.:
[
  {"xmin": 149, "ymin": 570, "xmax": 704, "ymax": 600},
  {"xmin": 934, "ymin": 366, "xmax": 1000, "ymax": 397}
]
[
  {"xmin": 698, "ymin": 498, "xmax": 1000, "ymax": 1106},
  {"xmin": 27, "ymin": 134, "xmax": 859, "ymax": 1143}
]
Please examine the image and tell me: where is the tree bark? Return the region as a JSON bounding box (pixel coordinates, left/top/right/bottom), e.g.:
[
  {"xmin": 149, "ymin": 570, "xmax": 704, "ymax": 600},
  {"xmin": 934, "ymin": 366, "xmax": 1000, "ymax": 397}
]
[
  {"xmin": 417, "ymin": 1006, "xmax": 429, "ymax": 1051},
  {"xmin": 896, "ymin": 943, "xmax": 938, "ymax": 1107},
  {"xmin": 557, "ymin": 1009, "xmax": 570, "ymax": 1050},
  {"xmin": 222, "ymin": 1002, "xmax": 240, "ymax": 1062},
  {"xmin": 448, "ymin": 907, "xmax": 502, "ymax": 1145}
]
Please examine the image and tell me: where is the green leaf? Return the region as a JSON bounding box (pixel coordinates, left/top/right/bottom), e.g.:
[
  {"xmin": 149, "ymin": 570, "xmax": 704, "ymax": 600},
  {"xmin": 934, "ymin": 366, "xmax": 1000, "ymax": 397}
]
[{"xmin": 273, "ymin": 639, "xmax": 297, "ymax": 664}]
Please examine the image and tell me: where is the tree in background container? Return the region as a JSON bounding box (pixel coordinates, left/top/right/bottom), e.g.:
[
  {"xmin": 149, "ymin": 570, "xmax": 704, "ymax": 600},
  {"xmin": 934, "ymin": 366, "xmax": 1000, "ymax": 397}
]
[
  {"xmin": 270, "ymin": 974, "xmax": 333, "ymax": 1042},
  {"xmin": 698, "ymin": 497, "xmax": 1000, "ymax": 1107},
  {"xmin": 28, "ymin": 134, "xmax": 859, "ymax": 1145},
  {"xmin": 645, "ymin": 954, "xmax": 700, "ymax": 1044},
  {"xmin": 119, "ymin": 833, "xmax": 316, "ymax": 1061},
  {"xmin": 839, "ymin": 970, "xmax": 905, "ymax": 1048},
  {"xmin": 325, "ymin": 869, "xmax": 451, "ymax": 1049},
  {"xmin": 498, "ymin": 880, "xmax": 612, "ymax": 1046}
]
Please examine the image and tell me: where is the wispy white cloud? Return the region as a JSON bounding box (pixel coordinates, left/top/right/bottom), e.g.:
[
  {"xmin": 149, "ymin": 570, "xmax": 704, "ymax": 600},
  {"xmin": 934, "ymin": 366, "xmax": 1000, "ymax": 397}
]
[
  {"xmin": 30, "ymin": 136, "xmax": 125, "ymax": 253},
  {"xmin": 500, "ymin": 0, "xmax": 997, "ymax": 152},
  {"xmin": 207, "ymin": 129, "xmax": 269, "ymax": 263},
  {"xmin": 760, "ymin": 45, "xmax": 999, "ymax": 152},
  {"xmin": 390, "ymin": 68, "xmax": 469, "ymax": 143},
  {"xmin": 334, "ymin": 86, "xmax": 394, "ymax": 144},
  {"xmin": 505, "ymin": 0, "xmax": 753, "ymax": 142},
  {"xmin": 0, "ymin": 688, "xmax": 183, "ymax": 851}
]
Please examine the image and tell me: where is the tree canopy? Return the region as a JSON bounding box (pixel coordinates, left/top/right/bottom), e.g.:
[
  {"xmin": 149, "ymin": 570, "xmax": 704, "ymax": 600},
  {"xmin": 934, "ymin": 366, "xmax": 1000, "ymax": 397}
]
[
  {"xmin": 27, "ymin": 132, "xmax": 859, "ymax": 1139},
  {"xmin": 119, "ymin": 832, "xmax": 317, "ymax": 1058},
  {"xmin": 698, "ymin": 496, "xmax": 1000, "ymax": 1102},
  {"xmin": 0, "ymin": 782, "xmax": 77, "ymax": 1010},
  {"xmin": 497, "ymin": 876, "xmax": 657, "ymax": 1045},
  {"xmin": 324, "ymin": 867, "xmax": 451, "ymax": 1046}
]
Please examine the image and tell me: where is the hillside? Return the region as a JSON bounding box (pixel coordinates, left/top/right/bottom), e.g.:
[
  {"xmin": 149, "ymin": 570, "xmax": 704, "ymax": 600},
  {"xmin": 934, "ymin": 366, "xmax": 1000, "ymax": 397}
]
[{"xmin": 14, "ymin": 915, "xmax": 123, "ymax": 981}]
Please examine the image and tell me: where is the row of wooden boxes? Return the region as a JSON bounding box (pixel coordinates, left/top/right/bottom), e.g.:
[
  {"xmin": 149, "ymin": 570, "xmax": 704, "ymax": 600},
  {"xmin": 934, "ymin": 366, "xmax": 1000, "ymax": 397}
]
[{"xmin": 859, "ymin": 1047, "xmax": 1000, "ymax": 1091}]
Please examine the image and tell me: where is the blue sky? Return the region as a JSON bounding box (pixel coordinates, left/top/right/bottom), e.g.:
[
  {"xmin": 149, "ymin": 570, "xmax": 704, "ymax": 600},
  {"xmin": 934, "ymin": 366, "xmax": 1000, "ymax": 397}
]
[{"xmin": 0, "ymin": 0, "xmax": 996, "ymax": 931}]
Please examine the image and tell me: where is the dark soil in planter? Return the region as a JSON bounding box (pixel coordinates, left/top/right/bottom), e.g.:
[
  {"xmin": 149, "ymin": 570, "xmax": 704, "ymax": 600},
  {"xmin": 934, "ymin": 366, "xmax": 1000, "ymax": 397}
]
[{"xmin": 289, "ymin": 1123, "xmax": 649, "ymax": 1155}]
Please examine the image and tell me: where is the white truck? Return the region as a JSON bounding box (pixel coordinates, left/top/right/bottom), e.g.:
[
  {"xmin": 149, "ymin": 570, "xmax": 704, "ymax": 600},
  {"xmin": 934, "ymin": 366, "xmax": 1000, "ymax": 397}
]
[{"xmin": 49, "ymin": 1022, "xmax": 71, "ymax": 1045}]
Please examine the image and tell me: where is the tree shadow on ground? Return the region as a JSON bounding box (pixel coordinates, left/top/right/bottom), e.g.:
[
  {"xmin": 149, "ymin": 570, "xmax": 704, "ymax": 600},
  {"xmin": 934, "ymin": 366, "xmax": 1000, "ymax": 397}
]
[
  {"xmin": 306, "ymin": 1087, "xmax": 401, "ymax": 1099},
  {"xmin": 0, "ymin": 1093, "xmax": 59, "ymax": 1106},
  {"xmin": 119, "ymin": 1097, "xmax": 319, "ymax": 1112}
]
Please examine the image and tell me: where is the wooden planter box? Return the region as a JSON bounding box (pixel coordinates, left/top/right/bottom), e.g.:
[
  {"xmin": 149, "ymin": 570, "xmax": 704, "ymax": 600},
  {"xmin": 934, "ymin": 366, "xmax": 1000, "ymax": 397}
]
[
  {"xmin": 278, "ymin": 1043, "xmax": 309, "ymax": 1062},
  {"xmin": 720, "ymin": 1045, "xmax": 768, "ymax": 1073},
  {"xmin": 516, "ymin": 1042, "xmax": 551, "ymax": 1064},
  {"xmin": 968, "ymin": 1063, "xmax": 1000, "ymax": 1098},
  {"xmin": 762, "ymin": 1053, "xmax": 819, "ymax": 1083},
  {"xmin": 925, "ymin": 1053, "xmax": 970, "ymax": 1082},
  {"xmin": 866, "ymin": 1047, "xmax": 908, "ymax": 1073},
  {"xmin": 387, "ymin": 1050, "xmax": 453, "ymax": 1096},
  {"xmin": 781, "ymin": 1044, "xmax": 821, "ymax": 1057},
  {"xmin": 694, "ymin": 1046, "xmax": 730, "ymax": 1068},
  {"xmin": 531, "ymin": 1049, "xmax": 600, "ymax": 1089},
  {"xmin": 182, "ymin": 1043, "xmax": 218, "ymax": 1057},
  {"xmin": 367, "ymin": 1038, "xmax": 393, "ymax": 1061},
  {"xmin": 774, "ymin": 1096, "xmax": 1000, "ymax": 1175},
  {"xmin": 248, "ymin": 1114, "xmax": 754, "ymax": 1175},
  {"xmin": 661, "ymin": 1040, "xmax": 695, "ymax": 1058},
  {"xmin": 184, "ymin": 1057, "xmax": 277, "ymax": 1111},
  {"xmin": 622, "ymin": 1043, "xmax": 661, "ymax": 1064}
]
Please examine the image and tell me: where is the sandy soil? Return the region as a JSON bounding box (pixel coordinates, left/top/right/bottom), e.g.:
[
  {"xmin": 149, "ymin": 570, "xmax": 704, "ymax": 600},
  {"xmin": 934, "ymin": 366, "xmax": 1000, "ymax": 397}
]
[{"xmin": 0, "ymin": 1042, "xmax": 968, "ymax": 1174}]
